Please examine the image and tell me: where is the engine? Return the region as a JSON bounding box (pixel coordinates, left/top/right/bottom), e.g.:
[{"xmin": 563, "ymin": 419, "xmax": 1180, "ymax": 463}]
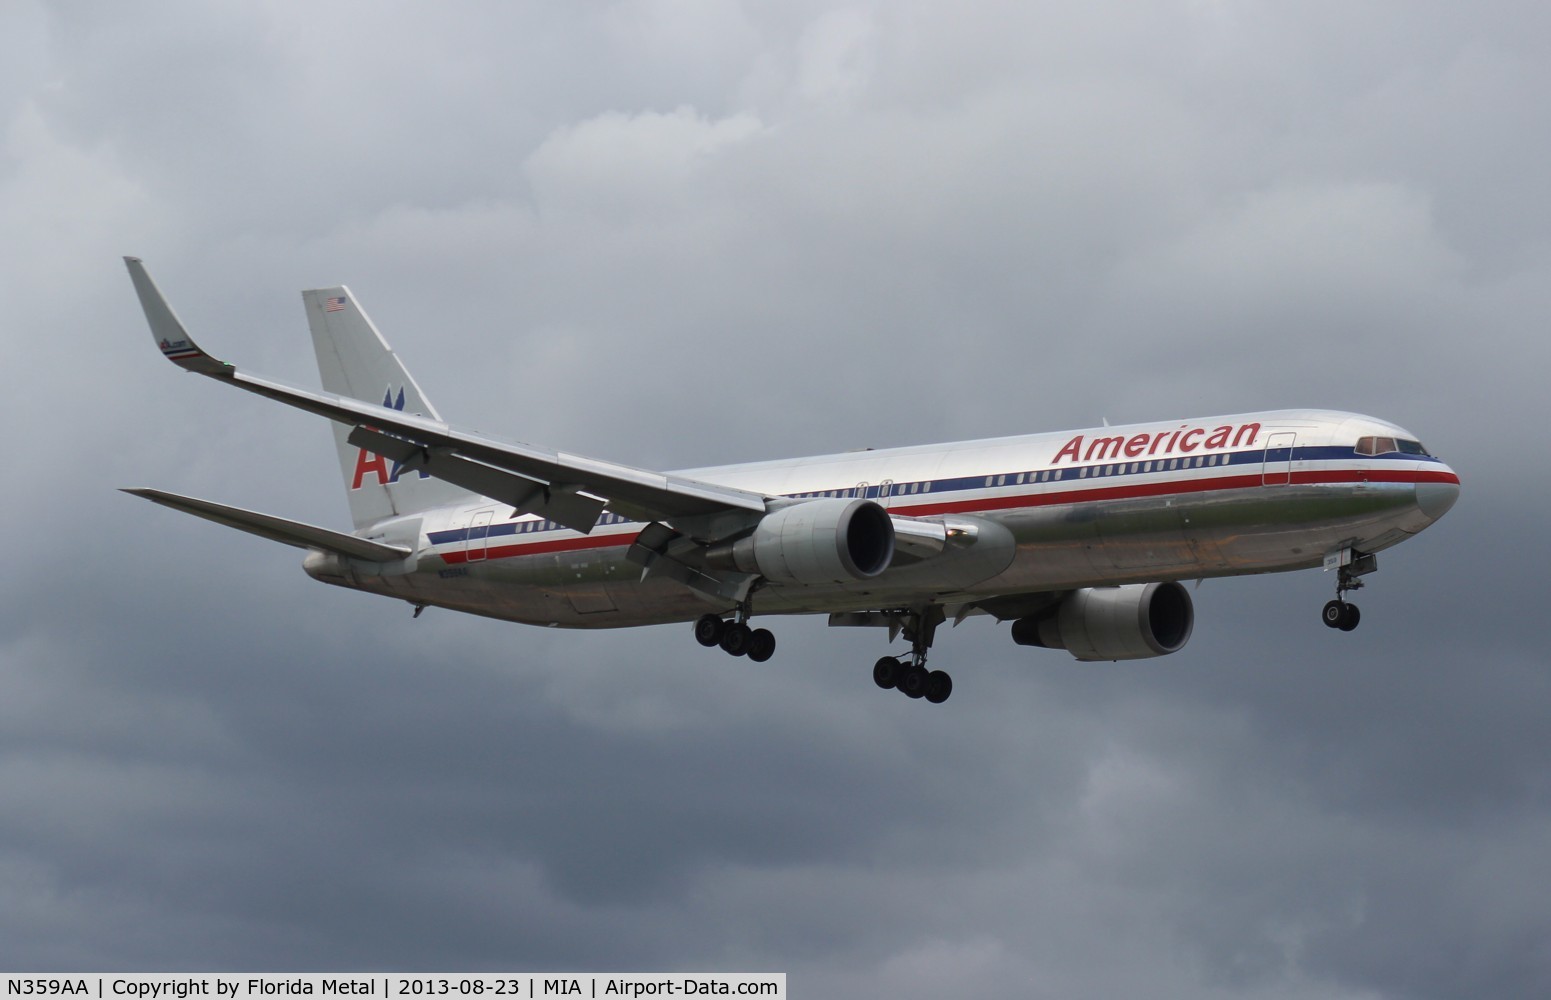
[
  {"xmin": 705, "ymin": 498, "xmax": 895, "ymax": 585},
  {"xmin": 1010, "ymin": 581, "xmax": 1194, "ymax": 661}
]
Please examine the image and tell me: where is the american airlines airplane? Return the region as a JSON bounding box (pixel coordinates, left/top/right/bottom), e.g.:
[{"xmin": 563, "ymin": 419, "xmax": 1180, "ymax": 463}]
[{"xmin": 123, "ymin": 258, "xmax": 1460, "ymax": 705}]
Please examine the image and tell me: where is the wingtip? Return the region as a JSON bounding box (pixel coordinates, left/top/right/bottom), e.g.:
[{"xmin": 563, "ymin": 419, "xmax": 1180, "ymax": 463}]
[
  {"xmin": 121, "ymin": 487, "xmax": 170, "ymax": 503},
  {"xmin": 125, "ymin": 260, "xmax": 235, "ymax": 376}
]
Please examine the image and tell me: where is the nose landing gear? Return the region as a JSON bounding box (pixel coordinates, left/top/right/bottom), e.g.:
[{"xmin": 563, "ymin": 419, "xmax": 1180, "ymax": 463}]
[
  {"xmin": 1321, "ymin": 549, "xmax": 1376, "ymax": 631},
  {"xmin": 1322, "ymin": 598, "xmax": 1361, "ymax": 631}
]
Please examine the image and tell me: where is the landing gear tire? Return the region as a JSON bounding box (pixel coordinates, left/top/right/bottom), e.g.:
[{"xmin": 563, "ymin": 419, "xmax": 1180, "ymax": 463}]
[
  {"xmin": 747, "ymin": 628, "xmax": 776, "ymax": 663},
  {"xmin": 898, "ymin": 663, "xmax": 930, "ymax": 699},
  {"xmin": 873, "ymin": 656, "xmax": 901, "ymax": 690},
  {"xmin": 1322, "ymin": 600, "xmax": 1360, "ymax": 631},
  {"xmin": 694, "ymin": 614, "xmax": 726, "ymax": 647},
  {"xmin": 719, "ymin": 622, "xmax": 753, "ymax": 656},
  {"xmin": 925, "ymin": 670, "xmax": 953, "ymax": 704}
]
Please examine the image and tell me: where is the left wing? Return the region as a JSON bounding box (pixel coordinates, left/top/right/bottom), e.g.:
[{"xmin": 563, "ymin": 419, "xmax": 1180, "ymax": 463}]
[{"xmin": 124, "ymin": 257, "xmax": 769, "ymax": 533}]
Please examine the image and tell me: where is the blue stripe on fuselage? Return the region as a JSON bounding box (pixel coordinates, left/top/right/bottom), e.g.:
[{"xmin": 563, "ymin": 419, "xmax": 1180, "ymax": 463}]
[{"xmin": 422, "ymin": 445, "xmax": 1441, "ymax": 547}]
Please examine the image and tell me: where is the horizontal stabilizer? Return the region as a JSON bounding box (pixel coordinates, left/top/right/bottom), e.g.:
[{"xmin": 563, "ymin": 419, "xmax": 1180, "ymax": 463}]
[{"xmin": 122, "ymin": 488, "xmax": 412, "ymax": 562}]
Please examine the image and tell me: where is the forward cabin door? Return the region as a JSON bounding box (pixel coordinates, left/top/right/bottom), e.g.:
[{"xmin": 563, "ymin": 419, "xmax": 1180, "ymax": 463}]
[{"xmin": 1262, "ymin": 432, "xmax": 1297, "ymax": 486}]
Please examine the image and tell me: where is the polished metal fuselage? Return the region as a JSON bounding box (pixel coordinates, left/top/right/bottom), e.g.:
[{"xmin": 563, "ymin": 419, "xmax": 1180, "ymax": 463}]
[{"xmin": 314, "ymin": 409, "xmax": 1459, "ymax": 627}]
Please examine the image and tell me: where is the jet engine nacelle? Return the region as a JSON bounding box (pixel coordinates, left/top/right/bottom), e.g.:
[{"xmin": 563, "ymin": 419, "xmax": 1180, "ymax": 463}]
[
  {"xmin": 706, "ymin": 498, "xmax": 895, "ymax": 585},
  {"xmin": 1011, "ymin": 581, "xmax": 1194, "ymax": 661}
]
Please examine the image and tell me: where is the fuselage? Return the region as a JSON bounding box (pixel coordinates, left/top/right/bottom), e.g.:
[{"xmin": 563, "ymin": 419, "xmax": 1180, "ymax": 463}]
[{"xmin": 304, "ymin": 409, "xmax": 1459, "ymax": 629}]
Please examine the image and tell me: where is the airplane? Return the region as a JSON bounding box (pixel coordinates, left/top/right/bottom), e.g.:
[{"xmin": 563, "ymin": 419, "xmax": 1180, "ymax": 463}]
[{"xmin": 122, "ymin": 257, "xmax": 1460, "ymax": 705}]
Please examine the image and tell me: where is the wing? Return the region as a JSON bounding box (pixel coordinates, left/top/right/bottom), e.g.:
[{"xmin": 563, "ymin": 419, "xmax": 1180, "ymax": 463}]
[{"xmin": 124, "ymin": 257, "xmax": 770, "ymax": 533}]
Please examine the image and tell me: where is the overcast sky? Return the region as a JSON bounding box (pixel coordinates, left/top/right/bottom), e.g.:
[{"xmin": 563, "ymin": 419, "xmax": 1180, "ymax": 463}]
[{"xmin": 2, "ymin": 1, "xmax": 1548, "ymax": 995}]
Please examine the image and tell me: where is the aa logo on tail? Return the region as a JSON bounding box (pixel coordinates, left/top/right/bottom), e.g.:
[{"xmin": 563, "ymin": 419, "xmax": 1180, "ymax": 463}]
[{"xmin": 350, "ymin": 387, "xmax": 432, "ymax": 489}]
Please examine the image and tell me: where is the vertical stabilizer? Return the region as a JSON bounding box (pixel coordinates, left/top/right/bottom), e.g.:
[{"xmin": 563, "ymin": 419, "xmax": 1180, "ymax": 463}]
[{"xmin": 303, "ymin": 287, "xmax": 471, "ymax": 529}]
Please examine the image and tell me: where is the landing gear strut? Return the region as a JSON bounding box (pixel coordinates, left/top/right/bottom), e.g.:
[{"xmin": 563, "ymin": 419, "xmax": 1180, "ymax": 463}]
[
  {"xmin": 871, "ymin": 609, "xmax": 953, "ymax": 705},
  {"xmin": 693, "ymin": 602, "xmax": 776, "ymax": 663}
]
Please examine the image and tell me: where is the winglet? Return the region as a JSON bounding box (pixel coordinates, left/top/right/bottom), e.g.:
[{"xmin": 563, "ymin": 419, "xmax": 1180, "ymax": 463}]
[{"xmin": 123, "ymin": 256, "xmax": 234, "ymax": 376}]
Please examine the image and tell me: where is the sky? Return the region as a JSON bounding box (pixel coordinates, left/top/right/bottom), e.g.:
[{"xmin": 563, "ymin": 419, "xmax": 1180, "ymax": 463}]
[{"xmin": 2, "ymin": 0, "xmax": 1548, "ymax": 995}]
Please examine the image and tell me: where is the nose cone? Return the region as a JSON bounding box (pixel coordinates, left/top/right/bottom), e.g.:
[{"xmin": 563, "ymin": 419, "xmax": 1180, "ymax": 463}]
[{"xmin": 1416, "ymin": 476, "xmax": 1460, "ymax": 522}]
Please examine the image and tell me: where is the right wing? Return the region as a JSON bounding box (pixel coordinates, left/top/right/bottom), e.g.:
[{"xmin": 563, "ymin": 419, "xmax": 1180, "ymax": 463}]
[{"xmin": 124, "ymin": 257, "xmax": 770, "ymax": 534}]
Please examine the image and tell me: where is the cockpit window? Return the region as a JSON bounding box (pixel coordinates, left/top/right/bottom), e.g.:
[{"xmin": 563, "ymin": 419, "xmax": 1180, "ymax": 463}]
[
  {"xmin": 1356, "ymin": 436, "xmax": 1395, "ymax": 456},
  {"xmin": 1356, "ymin": 435, "xmax": 1431, "ymax": 457}
]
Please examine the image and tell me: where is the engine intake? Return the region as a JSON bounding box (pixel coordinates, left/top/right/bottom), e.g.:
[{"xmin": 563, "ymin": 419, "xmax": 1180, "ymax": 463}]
[
  {"xmin": 706, "ymin": 498, "xmax": 895, "ymax": 585},
  {"xmin": 1011, "ymin": 581, "xmax": 1194, "ymax": 661}
]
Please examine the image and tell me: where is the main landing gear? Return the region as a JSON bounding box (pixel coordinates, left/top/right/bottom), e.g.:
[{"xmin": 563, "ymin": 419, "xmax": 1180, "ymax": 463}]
[
  {"xmin": 1321, "ymin": 551, "xmax": 1376, "ymax": 632},
  {"xmin": 871, "ymin": 611, "xmax": 953, "ymax": 705},
  {"xmin": 694, "ymin": 610, "xmax": 776, "ymax": 663}
]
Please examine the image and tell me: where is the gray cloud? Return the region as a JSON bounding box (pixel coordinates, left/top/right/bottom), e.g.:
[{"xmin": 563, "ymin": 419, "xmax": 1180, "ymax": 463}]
[{"xmin": 2, "ymin": 1, "xmax": 1546, "ymax": 996}]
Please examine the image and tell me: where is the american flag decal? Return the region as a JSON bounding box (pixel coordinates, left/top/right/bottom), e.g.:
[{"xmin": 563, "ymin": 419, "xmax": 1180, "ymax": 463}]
[{"xmin": 325, "ymin": 295, "xmax": 347, "ymax": 313}]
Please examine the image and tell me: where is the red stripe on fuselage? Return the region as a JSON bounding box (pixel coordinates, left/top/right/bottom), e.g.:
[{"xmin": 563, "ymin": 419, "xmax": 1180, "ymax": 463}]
[
  {"xmin": 441, "ymin": 528, "xmax": 641, "ymax": 565},
  {"xmin": 433, "ymin": 466, "xmax": 1457, "ymax": 564}
]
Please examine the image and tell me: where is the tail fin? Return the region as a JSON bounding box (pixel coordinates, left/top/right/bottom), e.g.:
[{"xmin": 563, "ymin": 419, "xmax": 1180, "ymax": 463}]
[{"xmin": 302, "ymin": 286, "xmax": 471, "ymax": 529}]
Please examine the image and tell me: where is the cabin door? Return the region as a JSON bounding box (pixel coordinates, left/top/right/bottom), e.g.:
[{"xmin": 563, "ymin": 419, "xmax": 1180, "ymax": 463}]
[
  {"xmin": 1262, "ymin": 433, "xmax": 1297, "ymax": 486},
  {"xmin": 465, "ymin": 509, "xmax": 495, "ymax": 562}
]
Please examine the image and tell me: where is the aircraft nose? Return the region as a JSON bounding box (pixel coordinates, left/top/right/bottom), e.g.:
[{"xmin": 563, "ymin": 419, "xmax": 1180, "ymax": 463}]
[{"xmin": 1415, "ymin": 478, "xmax": 1460, "ymax": 522}]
